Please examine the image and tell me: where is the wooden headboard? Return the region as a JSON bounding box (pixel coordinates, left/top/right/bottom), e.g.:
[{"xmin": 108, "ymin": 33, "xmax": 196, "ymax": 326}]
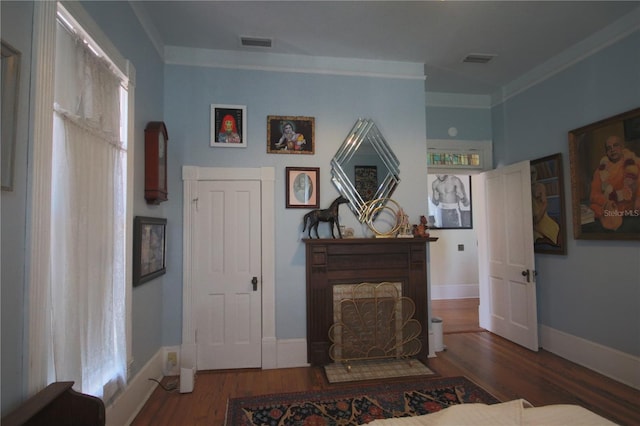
[{"xmin": 1, "ymin": 381, "xmax": 105, "ymax": 426}]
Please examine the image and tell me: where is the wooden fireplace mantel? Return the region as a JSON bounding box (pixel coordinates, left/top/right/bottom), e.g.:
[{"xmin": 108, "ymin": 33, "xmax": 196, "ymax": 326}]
[{"xmin": 303, "ymin": 237, "xmax": 436, "ymax": 365}]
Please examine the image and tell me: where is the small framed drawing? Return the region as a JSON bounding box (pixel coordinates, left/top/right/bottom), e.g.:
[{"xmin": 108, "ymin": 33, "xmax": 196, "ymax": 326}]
[
  {"xmin": 267, "ymin": 115, "xmax": 315, "ymax": 154},
  {"xmin": 133, "ymin": 216, "xmax": 167, "ymax": 286},
  {"xmin": 286, "ymin": 167, "xmax": 320, "ymax": 208},
  {"xmin": 568, "ymin": 107, "xmax": 640, "ymax": 240},
  {"xmin": 531, "ymin": 153, "xmax": 567, "ymax": 255},
  {"xmin": 427, "ymin": 174, "xmax": 472, "ymax": 229},
  {"xmin": 211, "ymin": 104, "xmax": 247, "ymax": 147}
]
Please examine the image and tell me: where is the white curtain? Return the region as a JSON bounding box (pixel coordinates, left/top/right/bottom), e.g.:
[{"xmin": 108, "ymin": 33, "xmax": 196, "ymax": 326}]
[{"xmin": 50, "ymin": 20, "xmax": 126, "ymax": 399}]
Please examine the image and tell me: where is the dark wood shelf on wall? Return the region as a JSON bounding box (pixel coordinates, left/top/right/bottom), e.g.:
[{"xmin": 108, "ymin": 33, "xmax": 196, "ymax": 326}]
[{"xmin": 303, "ymin": 237, "xmax": 437, "ymax": 365}]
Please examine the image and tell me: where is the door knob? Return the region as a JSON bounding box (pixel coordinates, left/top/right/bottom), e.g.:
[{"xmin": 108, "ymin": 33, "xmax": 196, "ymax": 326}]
[
  {"xmin": 251, "ymin": 276, "xmax": 258, "ymax": 291},
  {"xmin": 521, "ymin": 270, "xmax": 530, "ymax": 282}
]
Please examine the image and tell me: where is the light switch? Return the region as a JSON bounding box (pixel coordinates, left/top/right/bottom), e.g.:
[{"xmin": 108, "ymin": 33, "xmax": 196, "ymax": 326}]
[{"xmin": 458, "ymin": 244, "xmax": 464, "ymax": 251}]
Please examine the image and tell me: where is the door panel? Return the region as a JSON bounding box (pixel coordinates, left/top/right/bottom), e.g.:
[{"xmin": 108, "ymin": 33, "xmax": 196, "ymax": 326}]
[
  {"xmin": 194, "ymin": 180, "xmax": 262, "ymax": 369},
  {"xmin": 474, "ymin": 160, "xmax": 538, "ymax": 351}
]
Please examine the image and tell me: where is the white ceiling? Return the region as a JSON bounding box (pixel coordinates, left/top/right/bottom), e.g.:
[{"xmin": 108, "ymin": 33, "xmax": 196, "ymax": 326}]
[{"xmin": 132, "ymin": 1, "xmax": 640, "ymax": 95}]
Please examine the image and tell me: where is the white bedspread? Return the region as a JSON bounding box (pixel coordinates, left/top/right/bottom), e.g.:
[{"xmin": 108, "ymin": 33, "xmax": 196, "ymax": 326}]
[{"xmin": 367, "ymin": 399, "xmax": 617, "ymax": 425}]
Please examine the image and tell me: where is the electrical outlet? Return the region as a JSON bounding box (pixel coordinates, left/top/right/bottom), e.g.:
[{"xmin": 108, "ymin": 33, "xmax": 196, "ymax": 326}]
[
  {"xmin": 164, "ymin": 346, "xmax": 181, "ymax": 376},
  {"xmin": 167, "ymin": 351, "xmax": 178, "ymax": 367}
]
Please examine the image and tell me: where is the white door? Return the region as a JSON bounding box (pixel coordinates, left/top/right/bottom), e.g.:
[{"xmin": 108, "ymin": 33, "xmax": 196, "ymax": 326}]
[
  {"xmin": 193, "ymin": 179, "xmax": 262, "ymax": 369},
  {"xmin": 473, "ymin": 160, "xmax": 539, "ymax": 351}
]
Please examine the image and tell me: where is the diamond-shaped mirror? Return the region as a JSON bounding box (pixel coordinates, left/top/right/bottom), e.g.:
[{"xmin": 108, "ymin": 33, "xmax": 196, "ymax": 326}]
[{"xmin": 331, "ymin": 119, "xmax": 400, "ymax": 222}]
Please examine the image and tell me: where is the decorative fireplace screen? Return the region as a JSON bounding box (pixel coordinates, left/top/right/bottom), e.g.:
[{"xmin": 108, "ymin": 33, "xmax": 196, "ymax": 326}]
[{"xmin": 328, "ymin": 282, "xmax": 422, "ymax": 365}]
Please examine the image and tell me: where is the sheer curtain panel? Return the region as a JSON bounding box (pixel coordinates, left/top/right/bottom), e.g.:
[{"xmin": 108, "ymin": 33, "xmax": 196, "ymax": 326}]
[{"xmin": 50, "ymin": 18, "xmax": 127, "ymax": 400}]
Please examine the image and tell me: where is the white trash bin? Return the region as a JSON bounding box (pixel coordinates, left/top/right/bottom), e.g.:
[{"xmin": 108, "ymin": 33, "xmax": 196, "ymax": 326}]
[{"xmin": 432, "ymin": 317, "xmax": 445, "ymax": 352}]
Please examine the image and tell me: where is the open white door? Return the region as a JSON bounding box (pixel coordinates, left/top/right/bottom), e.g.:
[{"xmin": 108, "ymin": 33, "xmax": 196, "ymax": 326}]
[{"xmin": 473, "ymin": 160, "xmax": 539, "ymax": 351}]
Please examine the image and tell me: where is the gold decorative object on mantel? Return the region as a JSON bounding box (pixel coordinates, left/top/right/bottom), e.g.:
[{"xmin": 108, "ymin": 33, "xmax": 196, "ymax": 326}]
[{"xmin": 362, "ymin": 198, "xmax": 406, "ymax": 238}]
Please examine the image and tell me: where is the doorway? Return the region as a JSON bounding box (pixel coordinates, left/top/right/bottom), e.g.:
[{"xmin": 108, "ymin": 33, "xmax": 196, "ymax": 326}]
[{"xmin": 181, "ymin": 166, "xmax": 277, "ymax": 370}]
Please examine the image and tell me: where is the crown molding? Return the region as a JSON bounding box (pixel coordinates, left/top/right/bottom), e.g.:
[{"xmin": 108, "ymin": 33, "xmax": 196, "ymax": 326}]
[
  {"xmin": 425, "ymin": 92, "xmax": 491, "ymax": 109},
  {"xmin": 164, "ymin": 46, "xmax": 425, "ymax": 80},
  {"xmin": 129, "ymin": 1, "xmax": 165, "ymax": 61},
  {"xmin": 491, "ymin": 6, "xmax": 640, "ymax": 106}
]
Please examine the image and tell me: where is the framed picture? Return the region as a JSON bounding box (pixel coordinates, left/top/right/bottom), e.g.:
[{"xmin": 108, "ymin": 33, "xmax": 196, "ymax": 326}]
[
  {"xmin": 427, "ymin": 174, "xmax": 472, "ymax": 229},
  {"xmin": 531, "ymin": 153, "xmax": 567, "ymax": 254},
  {"xmin": 2, "ymin": 40, "xmax": 21, "ymax": 191},
  {"xmin": 267, "ymin": 115, "xmax": 315, "ymax": 154},
  {"xmin": 286, "ymin": 167, "xmax": 319, "ymax": 208},
  {"xmin": 354, "ymin": 165, "xmax": 377, "ymax": 202},
  {"xmin": 133, "ymin": 216, "xmax": 167, "ymax": 286},
  {"xmin": 211, "ymin": 104, "xmax": 247, "ymax": 147},
  {"xmin": 568, "ymin": 107, "xmax": 640, "ymax": 240}
]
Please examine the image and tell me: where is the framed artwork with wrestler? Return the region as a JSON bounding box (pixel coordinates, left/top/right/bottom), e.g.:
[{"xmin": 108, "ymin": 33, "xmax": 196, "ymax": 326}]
[
  {"xmin": 568, "ymin": 107, "xmax": 640, "ymax": 240},
  {"xmin": 427, "ymin": 174, "xmax": 472, "ymax": 229}
]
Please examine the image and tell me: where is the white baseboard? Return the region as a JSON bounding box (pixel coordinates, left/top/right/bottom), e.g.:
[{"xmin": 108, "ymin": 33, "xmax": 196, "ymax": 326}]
[
  {"xmin": 540, "ymin": 325, "xmax": 640, "ymax": 390},
  {"xmin": 276, "ymin": 338, "xmax": 309, "ymax": 368},
  {"xmin": 105, "ymin": 348, "xmax": 164, "ymax": 426},
  {"xmin": 431, "ymin": 284, "xmax": 479, "ymax": 300},
  {"xmin": 262, "ymin": 336, "xmax": 278, "ymax": 369}
]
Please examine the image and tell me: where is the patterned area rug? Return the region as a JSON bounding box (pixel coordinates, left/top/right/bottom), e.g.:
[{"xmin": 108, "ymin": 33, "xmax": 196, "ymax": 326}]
[
  {"xmin": 324, "ymin": 358, "xmax": 436, "ymax": 383},
  {"xmin": 225, "ymin": 376, "xmax": 499, "ymax": 426}
]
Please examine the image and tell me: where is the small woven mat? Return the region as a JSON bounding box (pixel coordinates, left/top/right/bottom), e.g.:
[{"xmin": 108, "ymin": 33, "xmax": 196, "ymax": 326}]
[{"xmin": 324, "ymin": 358, "xmax": 435, "ymax": 383}]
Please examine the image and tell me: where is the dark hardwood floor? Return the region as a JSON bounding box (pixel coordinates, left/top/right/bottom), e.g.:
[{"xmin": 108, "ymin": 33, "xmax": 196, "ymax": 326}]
[{"xmin": 131, "ymin": 299, "xmax": 640, "ymax": 425}]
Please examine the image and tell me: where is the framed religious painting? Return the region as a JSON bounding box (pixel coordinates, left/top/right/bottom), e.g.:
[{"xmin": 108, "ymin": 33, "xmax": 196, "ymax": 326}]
[
  {"xmin": 568, "ymin": 107, "xmax": 640, "ymax": 240},
  {"xmin": 427, "ymin": 174, "xmax": 472, "ymax": 229},
  {"xmin": 267, "ymin": 116, "xmax": 315, "ymax": 154},
  {"xmin": 210, "ymin": 104, "xmax": 247, "ymax": 147},
  {"xmin": 133, "ymin": 216, "xmax": 167, "ymax": 286},
  {"xmin": 531, "ymin": 153, "xmax": 567, "ymax": 254},
  {"xmin": 286, "ymin": 167, "xmax": 319, "ymax": 208}
]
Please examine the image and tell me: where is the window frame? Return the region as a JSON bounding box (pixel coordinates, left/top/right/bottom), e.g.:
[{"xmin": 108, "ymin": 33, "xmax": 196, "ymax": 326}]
[{"xmin": 28, "ymin": 0, "xmax": 135, "ymax": 394}]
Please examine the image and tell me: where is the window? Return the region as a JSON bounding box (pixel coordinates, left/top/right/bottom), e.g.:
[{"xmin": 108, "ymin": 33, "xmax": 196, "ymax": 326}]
[
  {"xmin": 33, "ymin": 3, "xmax": 132, "ymax": 402},
  {"xmin": 426, "ymin": 139, "xmax": 493, "ymax": 173}
]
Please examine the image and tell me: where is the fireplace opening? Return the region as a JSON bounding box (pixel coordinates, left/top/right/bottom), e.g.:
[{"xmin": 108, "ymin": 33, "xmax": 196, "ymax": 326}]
[{"xmin": 328, "ymin": 282, "xmax": 422, "ymax": 367}]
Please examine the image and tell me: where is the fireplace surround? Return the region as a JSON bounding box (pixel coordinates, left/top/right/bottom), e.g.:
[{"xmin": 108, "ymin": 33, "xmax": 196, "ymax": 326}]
[{"xmin": 304, "ymin": 237, "xmax": 434, "ymax": 365}]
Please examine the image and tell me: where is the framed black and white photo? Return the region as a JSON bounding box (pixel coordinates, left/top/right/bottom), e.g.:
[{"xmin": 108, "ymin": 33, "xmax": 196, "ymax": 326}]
[
  {"xmin": 427, "ymin": 174, "xmax": 472, "ymax": 229},
  {"xmin": 133, "ymin": 216, "xmax": 167, "ymax": 286},
  {"xmin": 211, "ymin": 104, "xmax": 247, "ymax": 147}
]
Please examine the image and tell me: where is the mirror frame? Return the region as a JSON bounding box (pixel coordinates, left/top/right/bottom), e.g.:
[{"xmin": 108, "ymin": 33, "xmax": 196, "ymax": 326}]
[{"xmin": 331, "ymin": 118, "xmax": 400, "ymax": 222}]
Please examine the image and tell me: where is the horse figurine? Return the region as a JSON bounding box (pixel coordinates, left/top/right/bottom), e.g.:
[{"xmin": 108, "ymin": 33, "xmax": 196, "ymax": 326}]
[{"xmin": 302, "ymin": 196, "xmax": 349, "ymax": 238}]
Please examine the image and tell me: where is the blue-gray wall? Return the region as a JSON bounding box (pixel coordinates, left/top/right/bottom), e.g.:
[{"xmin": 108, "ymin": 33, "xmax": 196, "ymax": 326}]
[
  {"xmin": 1, "ymin": 0, "xmax": 638, "ymax": 417},
  {"xmin": 162, "ymin": 66, "xmax": 428, "ymax": 340},
  {"xmin": 491, "ymin": 30, "xmax": 640, "ymax": 356},
  {"xmin": 0, "ymin": 1, "xmax": 166, "ymax": 414},
  {"xmin": 1, "ymin": 0, "xmax": 34, "ymax": 414}
]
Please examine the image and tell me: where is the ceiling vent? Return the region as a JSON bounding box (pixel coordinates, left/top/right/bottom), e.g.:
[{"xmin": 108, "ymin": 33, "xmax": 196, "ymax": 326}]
[
  {"xmin": 463, "ymin": 53, "xmax": 496, "ymax": 64},
  {"xmin": 240, "ymin": 36, "xmax": 272, "ymax": 48}
]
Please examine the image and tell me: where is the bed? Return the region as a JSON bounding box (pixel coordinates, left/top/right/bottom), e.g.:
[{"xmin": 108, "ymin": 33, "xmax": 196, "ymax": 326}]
[{"xmin": 367, "ymin": 399, "xmax": 616, "ymax": 425}]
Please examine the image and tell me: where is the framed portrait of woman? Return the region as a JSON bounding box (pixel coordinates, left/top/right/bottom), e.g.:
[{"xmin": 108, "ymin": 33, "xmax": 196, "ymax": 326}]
[{"xmin": 267, "ymin": 116, "xmax": 315, "ymax": 154}]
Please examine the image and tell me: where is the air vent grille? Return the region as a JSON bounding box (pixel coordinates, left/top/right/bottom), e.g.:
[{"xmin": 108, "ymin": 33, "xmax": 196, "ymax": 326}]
[
  {"xmin": 241, "ymin": 36, "xmax": 272, "ymax": 48},
  {"xmin": 463, "ymin": 54, "xmax": 496, "ymax": 64}
]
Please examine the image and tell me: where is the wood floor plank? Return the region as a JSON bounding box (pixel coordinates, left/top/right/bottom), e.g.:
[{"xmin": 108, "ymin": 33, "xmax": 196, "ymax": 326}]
[{"xmin": 130, "ymin": 299, "xmax": 640, "ymax": 425}]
